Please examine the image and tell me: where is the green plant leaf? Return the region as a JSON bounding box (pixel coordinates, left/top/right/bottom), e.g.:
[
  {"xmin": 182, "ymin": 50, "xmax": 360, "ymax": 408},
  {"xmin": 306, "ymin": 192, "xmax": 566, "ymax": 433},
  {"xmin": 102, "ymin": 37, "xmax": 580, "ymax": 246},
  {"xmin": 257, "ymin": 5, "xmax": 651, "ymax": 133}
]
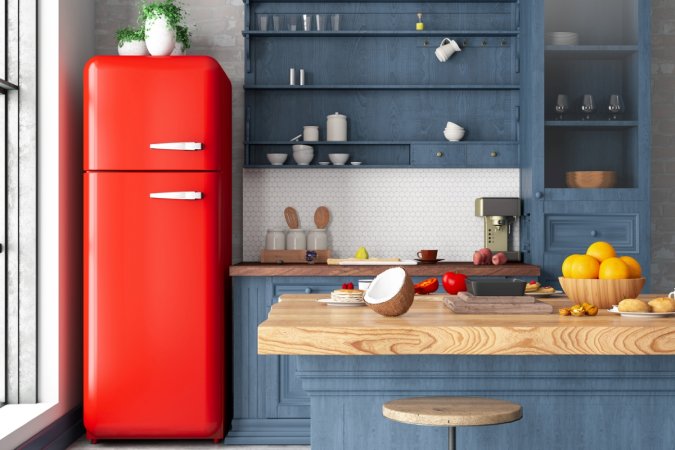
[
  {"xmin": 140, "ymin": 0, "xmax": 185, "ymax": 30},
  {"xmin": 116, "ymin": 26, "xmax": 145, "ymax": 46}
]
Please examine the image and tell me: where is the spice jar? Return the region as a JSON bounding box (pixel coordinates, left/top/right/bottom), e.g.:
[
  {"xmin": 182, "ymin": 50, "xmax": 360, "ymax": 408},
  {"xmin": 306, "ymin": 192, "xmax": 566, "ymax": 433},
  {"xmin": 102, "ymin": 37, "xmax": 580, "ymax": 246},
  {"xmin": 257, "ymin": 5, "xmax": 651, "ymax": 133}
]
[{"xmin": 307, "ymin": 229, "xmax": 328, "ymax": 250}]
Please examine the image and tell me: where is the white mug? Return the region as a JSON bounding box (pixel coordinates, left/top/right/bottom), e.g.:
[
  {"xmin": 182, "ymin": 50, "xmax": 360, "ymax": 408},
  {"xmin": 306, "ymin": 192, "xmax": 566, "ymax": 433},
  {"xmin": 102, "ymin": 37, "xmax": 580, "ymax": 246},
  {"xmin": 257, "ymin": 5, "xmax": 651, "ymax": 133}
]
[
  {"xmin": 435, "ymin": 38, "xmax": 461, "ymax": 62},
  {"xmin": 669, "ymin": 289, "xmax": 675, "ymax": 300}
]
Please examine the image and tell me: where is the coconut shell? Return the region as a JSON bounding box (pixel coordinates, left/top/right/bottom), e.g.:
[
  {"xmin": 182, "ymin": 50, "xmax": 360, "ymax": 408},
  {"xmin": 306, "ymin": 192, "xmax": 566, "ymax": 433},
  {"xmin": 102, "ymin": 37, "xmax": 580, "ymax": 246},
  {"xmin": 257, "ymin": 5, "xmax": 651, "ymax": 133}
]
[{"xmin": 366, "ymin": 273, "xmax": 415, "ymax": 317}]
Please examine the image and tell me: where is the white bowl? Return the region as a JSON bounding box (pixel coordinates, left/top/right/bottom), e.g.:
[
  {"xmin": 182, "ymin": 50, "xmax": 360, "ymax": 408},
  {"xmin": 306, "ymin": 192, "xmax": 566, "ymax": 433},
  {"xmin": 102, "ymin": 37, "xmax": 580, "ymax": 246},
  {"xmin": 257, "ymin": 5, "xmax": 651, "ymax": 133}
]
[
  {"xmin": 328, "ymin": 153, "xmax": 350, "ymax": 165},
  {"xmin": 445, "ymin": 121, "xmax": 464, "ymax": 130},
  {"xmin": 266, "ymin": 153, "xmax": 288, "ymax": 165},
  {"xmin": 292, "ymin": 144, "xmax": 314, "ymax": 152},
  {"xmin": 293, "ymin": 151, "xmax": 314, "ymax": 165},
  {"xmin": 443, "ymin": 128, "xmax": 465, "ymax": 141}
]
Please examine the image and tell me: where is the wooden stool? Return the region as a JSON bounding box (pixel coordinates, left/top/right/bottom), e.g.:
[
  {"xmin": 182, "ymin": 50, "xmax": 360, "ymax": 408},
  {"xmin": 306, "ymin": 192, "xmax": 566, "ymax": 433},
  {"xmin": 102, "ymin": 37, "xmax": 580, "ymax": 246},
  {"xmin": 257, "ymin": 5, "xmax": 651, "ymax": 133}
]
[{"xmin": 383, "ymin": 396, "xmax": 522, "ymax": 450}]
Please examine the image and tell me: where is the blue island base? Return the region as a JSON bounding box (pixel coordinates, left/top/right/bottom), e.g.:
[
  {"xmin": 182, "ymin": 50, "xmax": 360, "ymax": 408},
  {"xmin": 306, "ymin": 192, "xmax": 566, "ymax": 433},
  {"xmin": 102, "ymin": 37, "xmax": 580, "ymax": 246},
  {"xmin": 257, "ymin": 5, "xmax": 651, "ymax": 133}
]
[{"xmin": 296, "ymin": 355, "xmax": 675, "ymax": 450}]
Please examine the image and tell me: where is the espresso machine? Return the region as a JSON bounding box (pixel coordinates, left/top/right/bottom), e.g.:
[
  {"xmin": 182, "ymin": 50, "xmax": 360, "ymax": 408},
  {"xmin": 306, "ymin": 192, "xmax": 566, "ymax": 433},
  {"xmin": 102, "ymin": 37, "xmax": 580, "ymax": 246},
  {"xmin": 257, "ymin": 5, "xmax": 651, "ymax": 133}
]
[{"xmin": 475, "ymin": 197, "xmax": 521, "ymax": 261}]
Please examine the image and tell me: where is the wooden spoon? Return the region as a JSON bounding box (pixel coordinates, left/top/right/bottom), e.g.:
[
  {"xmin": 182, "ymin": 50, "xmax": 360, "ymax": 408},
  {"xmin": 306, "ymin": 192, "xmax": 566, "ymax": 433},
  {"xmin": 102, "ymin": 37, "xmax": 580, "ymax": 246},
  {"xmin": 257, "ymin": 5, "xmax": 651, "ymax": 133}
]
[
  {"xmin": 314, "ymin": 206, "xmax": 330, "ymax": 229},
  {"xmin": 284, "ymin": 207, "xmax": 299, "ymax": 229}
]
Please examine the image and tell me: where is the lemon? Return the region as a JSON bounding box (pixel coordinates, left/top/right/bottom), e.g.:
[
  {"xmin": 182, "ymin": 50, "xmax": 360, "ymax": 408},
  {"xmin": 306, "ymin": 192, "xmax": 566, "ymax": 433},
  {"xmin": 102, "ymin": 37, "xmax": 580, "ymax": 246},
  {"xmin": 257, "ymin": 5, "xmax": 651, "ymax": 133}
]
[
  {"xmin": 586, "ymin": 241, "xmax": 616, "ymax": 263},
  {"xmin": 561, "ymin": 254, "xmax": 582, "ymax": 278},
  {"xmin": 355, "ymin": 246, "xmax": 369, "ymax": 259},
  {"xmin": 619, "ymin": 256, "xmax": 642, "ymax": 278},
  {"xmin": 599, "ymin": 257, "xmax": 630, "ymax": 280},
  {"xmin": 569, "ymin": 255, "xmax": 600, "ymax": 279}
]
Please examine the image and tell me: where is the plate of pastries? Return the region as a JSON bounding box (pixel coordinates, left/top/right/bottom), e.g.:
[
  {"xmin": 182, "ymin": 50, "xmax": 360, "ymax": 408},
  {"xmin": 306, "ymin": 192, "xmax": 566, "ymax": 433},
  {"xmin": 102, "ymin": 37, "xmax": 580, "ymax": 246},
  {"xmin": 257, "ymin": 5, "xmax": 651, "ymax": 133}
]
[{"xmin": 609, "ymin": 297, "xmax": 675, "ymax": 317}]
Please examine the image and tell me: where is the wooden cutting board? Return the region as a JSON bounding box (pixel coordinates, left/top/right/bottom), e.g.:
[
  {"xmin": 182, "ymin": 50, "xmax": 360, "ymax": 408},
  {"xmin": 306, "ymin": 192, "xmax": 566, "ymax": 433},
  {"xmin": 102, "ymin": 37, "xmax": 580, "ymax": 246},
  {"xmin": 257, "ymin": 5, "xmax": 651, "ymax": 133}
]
[
  {"xmin": 444, "ymin": 296, "xmax": 553, "ymax": 314},
  {"xmin": 261, "ymin": 250, "xmax": 331, "ymax": 263},
  {"xmin": 457, "ymin": 292, "xmax": 535, "ymax": 304}
]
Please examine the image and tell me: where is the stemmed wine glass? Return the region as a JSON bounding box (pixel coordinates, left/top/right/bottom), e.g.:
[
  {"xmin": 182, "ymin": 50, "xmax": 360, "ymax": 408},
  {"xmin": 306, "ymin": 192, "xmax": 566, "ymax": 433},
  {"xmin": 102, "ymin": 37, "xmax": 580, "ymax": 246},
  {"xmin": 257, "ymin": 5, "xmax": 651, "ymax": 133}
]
[
  {"xmin": 581, "ymin": 94, "xmax": 595, "ymax": 120},
  {"xmin": 555, "ymin": 94, "xmax": 569, "ymax": 120},
  {"xmin": 608, "ymin": 94, "xmax": 625, "ymax": 120}
]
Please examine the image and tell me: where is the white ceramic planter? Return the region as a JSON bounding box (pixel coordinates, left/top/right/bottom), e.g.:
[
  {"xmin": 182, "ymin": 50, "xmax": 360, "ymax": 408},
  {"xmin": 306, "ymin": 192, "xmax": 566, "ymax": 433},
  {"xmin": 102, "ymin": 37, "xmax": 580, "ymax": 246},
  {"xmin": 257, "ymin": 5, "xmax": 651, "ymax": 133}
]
[
  {"xmin": 144, "ymin": 16, "xmax": 176, "ymax": 56},
  {"xmin": 171, "ymin": 41, "xmax": 186, "ymax": 56},
  {"xmin": 118, "ymin": 40, "xmax": 149, "ymax": 56}
]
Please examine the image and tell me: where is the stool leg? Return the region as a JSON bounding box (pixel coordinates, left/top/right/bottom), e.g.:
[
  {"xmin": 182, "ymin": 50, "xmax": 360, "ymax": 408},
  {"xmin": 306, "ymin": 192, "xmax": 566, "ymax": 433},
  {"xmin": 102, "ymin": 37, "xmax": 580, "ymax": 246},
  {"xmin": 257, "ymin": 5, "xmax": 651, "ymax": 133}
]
[{"xmin": 448, "ymin": 426, "xmax": 456, "ymax": 450}]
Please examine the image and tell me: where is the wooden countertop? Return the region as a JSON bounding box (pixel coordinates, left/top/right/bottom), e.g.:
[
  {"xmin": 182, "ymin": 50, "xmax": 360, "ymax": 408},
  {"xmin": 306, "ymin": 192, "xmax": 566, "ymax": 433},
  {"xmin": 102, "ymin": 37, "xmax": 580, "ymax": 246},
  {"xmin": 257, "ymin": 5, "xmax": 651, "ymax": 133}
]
[
  {"xmin": 230, "ymin": 261, "xmax": 540, "ymax": 277},
  {"xmin": 258, "ymin": 293, "xmax": 675, "ymax": 356}
]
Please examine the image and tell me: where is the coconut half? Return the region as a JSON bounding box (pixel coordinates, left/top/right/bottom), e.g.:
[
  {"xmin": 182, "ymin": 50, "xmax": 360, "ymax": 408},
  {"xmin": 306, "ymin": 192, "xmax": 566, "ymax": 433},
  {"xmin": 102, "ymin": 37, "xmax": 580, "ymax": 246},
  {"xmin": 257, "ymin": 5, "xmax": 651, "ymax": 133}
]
[{"xmin": 364, "ymin": 267, "xmax": 415, "ymax": 317}]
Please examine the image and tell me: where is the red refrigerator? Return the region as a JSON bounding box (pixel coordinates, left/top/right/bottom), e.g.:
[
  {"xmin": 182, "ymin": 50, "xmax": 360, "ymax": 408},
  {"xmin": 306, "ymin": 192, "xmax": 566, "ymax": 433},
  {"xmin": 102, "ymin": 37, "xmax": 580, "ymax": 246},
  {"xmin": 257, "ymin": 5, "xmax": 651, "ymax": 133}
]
[{"xmin": 83, "ymin": 56, "xmax": 231, "ymax": 442}]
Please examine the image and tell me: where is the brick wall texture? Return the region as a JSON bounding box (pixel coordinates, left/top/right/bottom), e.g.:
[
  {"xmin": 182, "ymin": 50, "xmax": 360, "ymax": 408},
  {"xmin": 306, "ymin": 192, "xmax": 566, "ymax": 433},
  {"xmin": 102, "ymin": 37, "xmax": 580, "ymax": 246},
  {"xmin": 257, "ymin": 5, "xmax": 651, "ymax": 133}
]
[{"xmin": 95, "ymin": 1, "xmax": 674, "ymax": 291}]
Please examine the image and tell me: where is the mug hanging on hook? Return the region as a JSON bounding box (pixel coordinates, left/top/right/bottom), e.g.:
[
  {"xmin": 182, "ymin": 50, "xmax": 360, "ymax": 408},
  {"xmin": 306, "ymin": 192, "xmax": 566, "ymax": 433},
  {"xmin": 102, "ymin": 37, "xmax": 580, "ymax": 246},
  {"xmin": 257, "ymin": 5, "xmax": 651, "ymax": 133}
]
[{"xmin": 435, "ymin": 38, "xmax": 461, "ymax": 62}]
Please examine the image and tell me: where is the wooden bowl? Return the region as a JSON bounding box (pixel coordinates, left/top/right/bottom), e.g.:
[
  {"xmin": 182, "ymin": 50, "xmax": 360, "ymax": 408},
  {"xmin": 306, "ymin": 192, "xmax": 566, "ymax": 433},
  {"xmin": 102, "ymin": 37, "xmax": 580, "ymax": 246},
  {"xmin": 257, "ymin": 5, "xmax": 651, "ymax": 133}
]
[
  {"xmin": 364, "ymin": 267, "xmax": 414, "ymax": 316},
  {"xmin": 565, "ymin": 171, "xmax": 617, "ymax": 188},
  {"xmin": 558, "ymin": 277, "xmax": 646, "ymax": 309}
]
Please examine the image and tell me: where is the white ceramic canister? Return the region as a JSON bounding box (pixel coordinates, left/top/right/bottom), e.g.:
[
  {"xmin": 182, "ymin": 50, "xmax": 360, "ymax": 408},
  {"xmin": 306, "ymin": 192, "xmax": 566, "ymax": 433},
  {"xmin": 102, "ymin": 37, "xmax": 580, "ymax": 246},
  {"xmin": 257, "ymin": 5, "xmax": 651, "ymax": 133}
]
[
  {"xmin": 326, "ymin": 112, "xmax": 347, "ymax": 141},
  {"xmin": 286, "ymin": 229, "xmax": 307, "ymax": 250},
  {"xmin": 303, "ymin": 125, "xmax": 319, "ymax": 141},
  {"xmin": 306, "ymin": 229, "xmax": 328, "ymax": 251},
  {"xmin": 265, "ymin": 228, "xmax": 286, "ymax": 250}
]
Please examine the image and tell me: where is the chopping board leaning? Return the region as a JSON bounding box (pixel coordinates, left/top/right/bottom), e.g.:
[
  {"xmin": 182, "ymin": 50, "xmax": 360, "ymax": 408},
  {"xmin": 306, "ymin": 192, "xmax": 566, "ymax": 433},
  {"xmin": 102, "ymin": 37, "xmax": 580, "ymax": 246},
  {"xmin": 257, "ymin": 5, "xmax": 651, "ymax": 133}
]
[{"xmin": 444, "ymin": 292, "xmax": 553, "ymax": 314}]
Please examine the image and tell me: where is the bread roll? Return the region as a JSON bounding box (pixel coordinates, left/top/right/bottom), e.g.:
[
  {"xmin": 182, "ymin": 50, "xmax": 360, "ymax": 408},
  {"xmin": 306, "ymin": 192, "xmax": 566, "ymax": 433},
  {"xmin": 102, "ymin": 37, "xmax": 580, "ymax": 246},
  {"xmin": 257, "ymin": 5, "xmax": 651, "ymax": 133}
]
[
  {"xmin": 648, "ymin": 297, "xmax": 675, "ymax": 313},
  {"xmin": 618, "ymin": 298, "xmax": 650, "ymax": 312}
]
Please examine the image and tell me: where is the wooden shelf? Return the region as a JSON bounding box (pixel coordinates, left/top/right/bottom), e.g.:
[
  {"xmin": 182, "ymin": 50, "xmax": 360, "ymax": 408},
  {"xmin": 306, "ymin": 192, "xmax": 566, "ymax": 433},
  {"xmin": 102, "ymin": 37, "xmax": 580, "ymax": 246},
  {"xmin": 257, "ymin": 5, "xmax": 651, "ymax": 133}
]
[
  {"xmin": 245, "ymin": 84, "xmax": 520, "ymax": 90},
  {"xmin": 244, "ymin": 30, "xmax": 519, "ymax": 37},
  {"xmin": 545, "ymin": 45, "xmax": 638, "ymax": 58}
]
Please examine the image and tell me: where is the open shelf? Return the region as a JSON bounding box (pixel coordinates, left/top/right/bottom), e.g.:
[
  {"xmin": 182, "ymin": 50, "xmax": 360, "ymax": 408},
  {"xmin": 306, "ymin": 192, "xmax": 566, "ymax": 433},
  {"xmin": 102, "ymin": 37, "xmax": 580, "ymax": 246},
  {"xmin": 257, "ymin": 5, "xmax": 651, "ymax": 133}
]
[
  {"xmin": 544, "ymin": 120, "xmax": 638, "ymax": 127},
  {"xmin": 545, "ymin": 45, "xmax": 638, "ymax": 58},
  {"xmin": 245, "ymin": 84, "xmax": 520, "ymax": 91},
  {"xmin": 244, "ymin": 30, "xmax": 519, "ymax": 37},
  {"xmin": 246, "ymin": 140, "xmax": 518, "ymax": 145}
]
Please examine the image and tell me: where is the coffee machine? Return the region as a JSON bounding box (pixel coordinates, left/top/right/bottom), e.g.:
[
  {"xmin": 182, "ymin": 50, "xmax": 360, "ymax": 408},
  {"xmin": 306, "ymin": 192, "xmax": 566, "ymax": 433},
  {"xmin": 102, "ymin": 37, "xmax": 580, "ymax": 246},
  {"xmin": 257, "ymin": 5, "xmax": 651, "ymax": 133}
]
[{"xmin": 475, "ymin": 197, "xmax": 521, "ymax": 261}]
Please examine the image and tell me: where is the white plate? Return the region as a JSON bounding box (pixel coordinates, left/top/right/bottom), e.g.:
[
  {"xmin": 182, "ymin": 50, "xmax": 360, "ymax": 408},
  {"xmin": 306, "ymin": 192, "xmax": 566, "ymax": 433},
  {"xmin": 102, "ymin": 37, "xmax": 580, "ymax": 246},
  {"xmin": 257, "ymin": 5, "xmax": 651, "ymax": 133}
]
[
  {"xmin": 318, "ymin": 161, "xmax": 330, "ymax": 165},
  {"xmin": 608, "ymin": 306, "xmax": 675, "ymax": 318},
  {"xmin": 317, "ymin": 298, "xmax": 366, "ymax": 307},
  {"xmin": 524, "ymin": 290, "xmax": 563, "ymax": 298}
]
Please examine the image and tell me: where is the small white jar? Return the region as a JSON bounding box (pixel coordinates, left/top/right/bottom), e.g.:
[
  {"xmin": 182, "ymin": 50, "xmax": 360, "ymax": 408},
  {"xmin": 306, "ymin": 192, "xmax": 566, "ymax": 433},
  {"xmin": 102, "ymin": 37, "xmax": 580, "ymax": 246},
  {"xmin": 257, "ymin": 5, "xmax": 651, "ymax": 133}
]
[
  {"xmin": 265, "ymin": 228, "xmax": 286, "ymax": 250},
  {"xmin": 286, "ymin": 229, "xmax": 307, "ymax": 250},
  {"xmin": 326, "ymin": 112, "xmax": 347, "ymax": 141},
  {"xmin": 307, "ymin": 229, "xmax": 328, "ymax": 250}
]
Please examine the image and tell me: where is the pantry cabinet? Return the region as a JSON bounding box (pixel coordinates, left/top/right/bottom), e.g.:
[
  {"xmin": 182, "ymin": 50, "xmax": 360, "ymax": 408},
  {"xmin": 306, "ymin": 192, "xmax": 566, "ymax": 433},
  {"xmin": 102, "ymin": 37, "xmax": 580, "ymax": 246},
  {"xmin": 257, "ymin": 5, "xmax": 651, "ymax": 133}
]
[{"xmin": 520, "ymin": 0, "xmax": 651, "ymax": 287}]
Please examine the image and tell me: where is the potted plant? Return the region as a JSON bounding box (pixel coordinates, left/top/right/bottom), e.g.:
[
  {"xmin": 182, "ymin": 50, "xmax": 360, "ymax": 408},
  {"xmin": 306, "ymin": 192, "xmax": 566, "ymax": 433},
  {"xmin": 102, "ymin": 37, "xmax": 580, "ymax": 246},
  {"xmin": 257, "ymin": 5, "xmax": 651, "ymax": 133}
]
[
  {"xmin": 140, "ymin": 0, "xmax": 184, "ymax": 56},
  {"xmin": 115, "ymin": 27, "xmax": 148, "ymax": 56},
  {"xmin": 171, "ymin": 25, "xmax": 191, "ymax": 55}
]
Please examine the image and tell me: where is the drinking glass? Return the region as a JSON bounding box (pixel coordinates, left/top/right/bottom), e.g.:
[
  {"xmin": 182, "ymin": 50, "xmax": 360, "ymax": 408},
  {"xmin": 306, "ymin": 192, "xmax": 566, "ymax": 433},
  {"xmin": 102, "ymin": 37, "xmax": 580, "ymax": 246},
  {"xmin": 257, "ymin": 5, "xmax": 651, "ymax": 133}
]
[
  {"xmin": 257, "ymin": 14, "xmax": 269, "ymax": 31},
  {"xmin": 555, "ymin": 94, "xmax": 569, "ymax": 120},
  {"xmin": 272, "ymin": 15, "xmax": 283, "ymax": 31},
  {"xmin": 315, "ymin": 14, "xmax": 328, "ymax": 31},
  {"xmin": 581, "ymin": 94, "xmax": 595, "ymax": 120},
  {"xmin": 302, "ymin": 14, "xmax": 312, "ymax": 31},
  {"xmin": 287, "ymin": 15, "xmax": 298, "ymax": 31},
  {"xmin": 608, "ymin": 94, "xmax": 625, "ymax": 120},
  {"xmin": 331, "ymin": 14, "xmax": 341, "ymax": 31}
]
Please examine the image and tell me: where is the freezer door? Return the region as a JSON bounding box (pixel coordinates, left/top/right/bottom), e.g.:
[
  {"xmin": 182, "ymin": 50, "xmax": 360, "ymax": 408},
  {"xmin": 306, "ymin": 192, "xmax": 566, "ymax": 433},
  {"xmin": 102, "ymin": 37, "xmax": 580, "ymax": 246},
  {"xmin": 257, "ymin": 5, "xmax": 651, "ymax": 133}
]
[
  {"xmin": 84, "ymin": 56, "xmax": 231, "ymax": 171},
  {"xmin": 84, "ymin": 172, "xmax": 224, "ymax": 439}
]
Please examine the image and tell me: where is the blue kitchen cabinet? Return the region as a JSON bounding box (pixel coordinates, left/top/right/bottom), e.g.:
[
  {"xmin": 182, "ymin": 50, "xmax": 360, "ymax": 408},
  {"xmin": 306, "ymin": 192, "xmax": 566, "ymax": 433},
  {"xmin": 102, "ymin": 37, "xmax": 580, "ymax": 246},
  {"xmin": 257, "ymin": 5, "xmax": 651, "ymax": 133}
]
[
  {"xmin": 243, "ymin": 0, "xmax": 521, "ymax": 168},
  {"xmin": 520, "ymin": 0, "xmax": 651, "ymax": 287}
]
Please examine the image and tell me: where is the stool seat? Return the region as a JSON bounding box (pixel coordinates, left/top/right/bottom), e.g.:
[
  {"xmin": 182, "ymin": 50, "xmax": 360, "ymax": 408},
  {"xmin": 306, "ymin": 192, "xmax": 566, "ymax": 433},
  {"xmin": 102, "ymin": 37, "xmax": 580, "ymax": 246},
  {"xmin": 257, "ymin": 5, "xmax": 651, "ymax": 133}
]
[{"xmin": 383, "ymin": 396, "xmax": 522, "ymax": 427}]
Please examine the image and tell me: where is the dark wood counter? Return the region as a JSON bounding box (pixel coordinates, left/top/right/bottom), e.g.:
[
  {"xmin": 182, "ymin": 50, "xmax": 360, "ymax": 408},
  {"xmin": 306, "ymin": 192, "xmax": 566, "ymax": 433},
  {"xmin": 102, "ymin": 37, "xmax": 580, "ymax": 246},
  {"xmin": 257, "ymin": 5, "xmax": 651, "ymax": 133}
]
[{"xmin": 229, "ymin": 261, "xmax": 540, "ymax": 277}]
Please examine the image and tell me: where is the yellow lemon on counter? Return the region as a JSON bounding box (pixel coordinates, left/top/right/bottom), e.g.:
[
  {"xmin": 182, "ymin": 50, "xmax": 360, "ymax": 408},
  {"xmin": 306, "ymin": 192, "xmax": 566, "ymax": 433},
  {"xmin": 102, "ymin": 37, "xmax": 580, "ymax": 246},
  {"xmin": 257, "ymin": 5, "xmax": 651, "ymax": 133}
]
[
  {"xmin": 598, "ymin": 257, "xmax": 630, "ymax": 280},
  {"xmin": 619, "ymin": 256, "xmax": 642, "ymax": 278},
  {"xmin": 586, "ymin": 241, "xmax": 616, "ymax": 262},
  {"xmin": 561, "ymin": 254, "xmax": 582, "ymax": 278},
  {"xmin": 569, "ymin": 255, "xmax": 600, "ymax": 279}
]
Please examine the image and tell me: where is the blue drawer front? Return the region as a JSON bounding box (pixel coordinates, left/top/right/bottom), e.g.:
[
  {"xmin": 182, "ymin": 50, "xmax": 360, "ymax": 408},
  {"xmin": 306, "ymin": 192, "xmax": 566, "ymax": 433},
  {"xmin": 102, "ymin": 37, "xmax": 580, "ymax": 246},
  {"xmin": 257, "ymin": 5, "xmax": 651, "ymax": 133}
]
[
  {"xmin": 466, "ymin": 144, "xmax": 518, "ymax": 167},
  {"xmin": 411, "ymin": 144, "xmax": 466, "ymax": 167},
  {"xmin": 545, "ymin": 214, "xmax": 638, "ymax": 253}
]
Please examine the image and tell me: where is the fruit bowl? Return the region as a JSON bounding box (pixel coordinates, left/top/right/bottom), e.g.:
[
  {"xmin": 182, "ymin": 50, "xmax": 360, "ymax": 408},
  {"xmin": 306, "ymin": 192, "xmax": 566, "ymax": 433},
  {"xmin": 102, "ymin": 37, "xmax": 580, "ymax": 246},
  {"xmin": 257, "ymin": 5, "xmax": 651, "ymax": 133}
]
[{"xmin": 558, "ymin": 277, "xmax": 646, "ymax": 309}]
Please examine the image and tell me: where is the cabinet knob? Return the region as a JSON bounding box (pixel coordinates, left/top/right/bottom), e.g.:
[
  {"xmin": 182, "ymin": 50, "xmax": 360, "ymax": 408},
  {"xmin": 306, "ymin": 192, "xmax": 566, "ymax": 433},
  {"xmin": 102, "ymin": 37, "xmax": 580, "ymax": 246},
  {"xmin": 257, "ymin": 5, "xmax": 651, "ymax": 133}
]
[
  {"xmin": 590, "ymin": 230, "xmax": 598, "ymax": 237},
  {"xmin": 490, "ymin": 151, "xmax": 498, "ymax": 157},
  {"xmin": 436, "ymin": 151, "xmax": 444, "ymax": 157},
  {"xmin": 535, "ymin": 191, "xmax": 543, "ymax": 199},
  {"xmin": 304, "ymin": 287, "xmax": 312, "ymax": 294}
]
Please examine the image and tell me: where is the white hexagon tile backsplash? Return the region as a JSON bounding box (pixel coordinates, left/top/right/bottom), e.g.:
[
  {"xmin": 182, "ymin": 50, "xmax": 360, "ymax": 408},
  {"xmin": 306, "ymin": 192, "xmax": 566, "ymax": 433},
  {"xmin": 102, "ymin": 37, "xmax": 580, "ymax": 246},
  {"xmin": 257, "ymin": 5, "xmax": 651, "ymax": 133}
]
[{"xmin": 243, "ymin": 168, "xmax": 520, "ymax": 261}]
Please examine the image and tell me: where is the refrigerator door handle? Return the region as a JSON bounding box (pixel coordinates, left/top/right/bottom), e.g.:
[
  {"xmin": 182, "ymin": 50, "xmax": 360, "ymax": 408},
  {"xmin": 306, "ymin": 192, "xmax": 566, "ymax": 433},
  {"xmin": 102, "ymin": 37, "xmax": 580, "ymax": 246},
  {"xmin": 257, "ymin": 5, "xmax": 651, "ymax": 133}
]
[
  {"xmin": 149, "ymin": 191, "xmax": 204, "ymax": 200},
  {"xmin": 150, "ymin": 142, "xmax": 203, "ymax": 151}
]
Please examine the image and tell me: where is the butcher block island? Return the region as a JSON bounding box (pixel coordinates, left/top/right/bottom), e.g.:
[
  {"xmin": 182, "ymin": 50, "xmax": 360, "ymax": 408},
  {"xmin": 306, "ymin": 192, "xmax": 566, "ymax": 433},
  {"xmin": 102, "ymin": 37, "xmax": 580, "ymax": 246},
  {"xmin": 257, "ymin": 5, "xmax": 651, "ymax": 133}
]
[{"xmin": 254, "ymin": 294, "xmax": 675, "ymax": 450}]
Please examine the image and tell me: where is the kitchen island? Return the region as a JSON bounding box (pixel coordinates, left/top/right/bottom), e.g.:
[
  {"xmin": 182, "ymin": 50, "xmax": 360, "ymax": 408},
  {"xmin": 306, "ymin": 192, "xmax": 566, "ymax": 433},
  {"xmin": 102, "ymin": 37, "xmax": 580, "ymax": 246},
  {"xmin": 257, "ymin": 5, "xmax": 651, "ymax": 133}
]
[{"xmin": 257, "ymin": 294, "xmax": 675, "ymax": 450}]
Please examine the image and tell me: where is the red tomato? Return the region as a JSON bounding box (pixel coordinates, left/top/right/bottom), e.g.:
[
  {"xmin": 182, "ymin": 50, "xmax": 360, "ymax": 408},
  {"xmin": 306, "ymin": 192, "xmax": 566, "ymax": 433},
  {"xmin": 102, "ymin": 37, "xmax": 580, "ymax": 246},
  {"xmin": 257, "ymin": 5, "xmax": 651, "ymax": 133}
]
[
  {"xmin": 442, "ymin": 272, "xmax": 467, "ymax": 295},
  {"xmin": 414, "ymin": 277, "xmax": 439, "ymax": 295}
]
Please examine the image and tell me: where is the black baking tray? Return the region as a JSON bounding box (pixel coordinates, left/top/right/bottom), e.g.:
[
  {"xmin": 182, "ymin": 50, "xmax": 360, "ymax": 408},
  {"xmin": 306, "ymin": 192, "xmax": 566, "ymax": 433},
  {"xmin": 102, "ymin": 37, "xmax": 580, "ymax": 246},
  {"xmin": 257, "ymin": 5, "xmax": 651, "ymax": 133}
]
[{"xmin": 466, "ymin": 278, "xmax": 527, "ymax": 296}]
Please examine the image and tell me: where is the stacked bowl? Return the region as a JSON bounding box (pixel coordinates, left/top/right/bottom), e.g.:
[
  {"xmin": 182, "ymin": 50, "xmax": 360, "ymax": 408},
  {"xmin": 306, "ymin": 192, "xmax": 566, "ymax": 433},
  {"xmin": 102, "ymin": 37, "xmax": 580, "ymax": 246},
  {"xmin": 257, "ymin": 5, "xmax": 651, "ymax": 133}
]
[
  {"xmin": 292, "ymin": 144, "xmax": 314, "ymax": 165},
  {"xmin": 443, "ymin": 122, "xmax": 465, "ymax": 142},
  {"xmin": 546, "ymin": 32, "xmax": 579, "ymax": 46}
]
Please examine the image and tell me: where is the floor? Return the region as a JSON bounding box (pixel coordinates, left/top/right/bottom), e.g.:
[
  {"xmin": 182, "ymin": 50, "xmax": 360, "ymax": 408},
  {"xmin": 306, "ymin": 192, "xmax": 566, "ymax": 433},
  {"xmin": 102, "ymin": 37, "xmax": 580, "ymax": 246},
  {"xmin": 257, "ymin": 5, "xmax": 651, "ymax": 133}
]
[{"xmin": 68, "ymin": 437, "xmax": 309, "ymax": 449}]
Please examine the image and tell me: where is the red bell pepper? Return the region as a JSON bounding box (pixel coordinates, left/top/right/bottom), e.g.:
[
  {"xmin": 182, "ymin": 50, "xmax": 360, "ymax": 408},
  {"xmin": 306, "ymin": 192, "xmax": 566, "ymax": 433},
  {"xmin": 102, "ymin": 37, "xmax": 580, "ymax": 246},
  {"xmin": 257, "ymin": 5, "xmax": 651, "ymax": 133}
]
[{"xmin": 414, "ymin": 277, "xmax": 439, "ymax": 295}]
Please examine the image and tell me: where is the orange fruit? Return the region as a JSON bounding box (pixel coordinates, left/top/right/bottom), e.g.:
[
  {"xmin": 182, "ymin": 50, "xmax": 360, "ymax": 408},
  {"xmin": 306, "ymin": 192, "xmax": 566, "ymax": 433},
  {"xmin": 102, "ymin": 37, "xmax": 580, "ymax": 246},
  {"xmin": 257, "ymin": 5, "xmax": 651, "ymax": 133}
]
[
  {"xmin": 619, "ymin": 256, "xmax": 642, "ymax": 278},
  {"xmin": 561, "ymin": 254, "xmax": 582, "ymax": 278},
  {"xmin": 598, "ymin": 257, "xmax": 630, "ymax": 280},
  {"xmin": 569, "ymin": 255, "xmax": 600, "ymax": 279},
  {"xmin": 586, "ymin": 241, "xmax": 616, "ymax": 262}
]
